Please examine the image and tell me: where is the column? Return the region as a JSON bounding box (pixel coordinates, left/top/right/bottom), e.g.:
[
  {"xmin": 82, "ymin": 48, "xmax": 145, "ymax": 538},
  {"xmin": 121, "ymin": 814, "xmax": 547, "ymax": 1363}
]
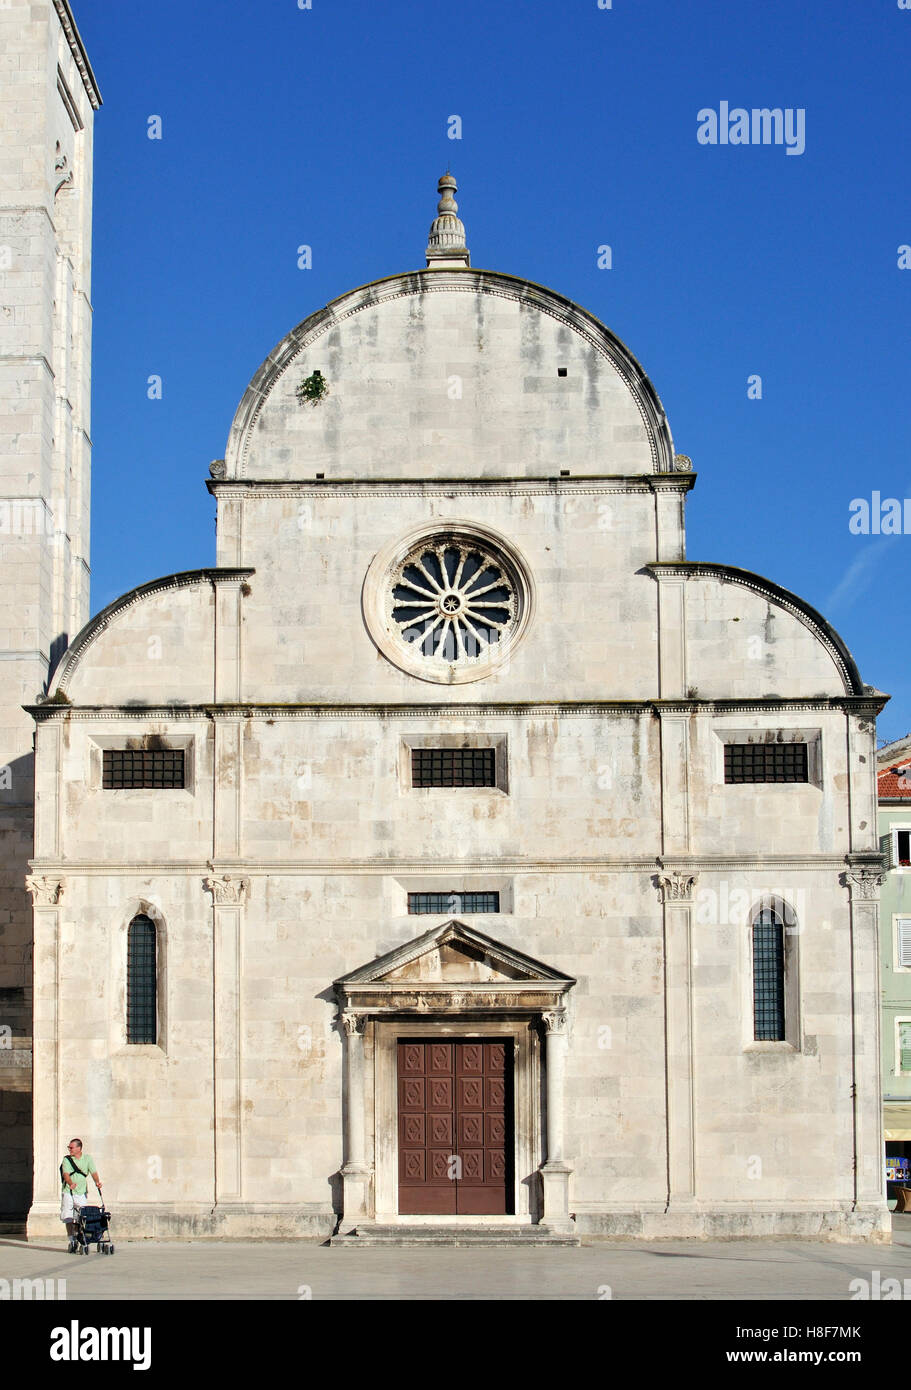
[
  {"xmin": 25, "ymin": 876, "xmax": 65, "ymax": 1235},
  {"xmin": 845, "ymin": 866, "xmax": 889, "ymax": 1221},
  {"xmin": 204, "ymin": 874, "xmax": 250, "ymax": 1206},
  {"xmin": 339, "ymin": 1010, "xmax": 372, "ymax": 1226},
  {"xmin": 540, "ymin": 1008, "xmax": 574, "ymax": 1230},
  {"xmin": 658, "ymin": 870, "xmax": 698, "ymax": 1207}
]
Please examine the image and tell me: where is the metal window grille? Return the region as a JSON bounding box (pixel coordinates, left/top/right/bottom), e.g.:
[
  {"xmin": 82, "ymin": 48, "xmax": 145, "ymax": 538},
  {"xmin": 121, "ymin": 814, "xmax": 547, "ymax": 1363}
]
[
  {"xmin": 127, "ymin": 915, "xmax": 157, "ymax": 1044},
  {"xmin": 407, "ymin": 891, "xmax": 500, "ymax": 915},
  {"xmin": 724, "ymin": 743, "xmax": 808, "ymax": 784},
  {"xmin": 103, "ymin": 749, "xmax": 185, "ymax": 789},
  {"xmin": 411, "ymin": 748, "xmax": 496, "ymax": 788},
  {"xmin": 752, "ymin": 910, "xmax": 786, "ymax": 1041}
]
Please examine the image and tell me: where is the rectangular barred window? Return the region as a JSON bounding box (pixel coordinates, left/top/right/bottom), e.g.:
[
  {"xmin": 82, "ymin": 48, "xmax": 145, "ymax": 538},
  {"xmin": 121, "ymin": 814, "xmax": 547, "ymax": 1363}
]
[
  {"xmin": 411, "ymin": 748, "xmax": 496, "ymax": 788},
  {"xmin": 408, "ymin": 891, "xmax": 500, "ymax": 915},
  {"xmin": 103, "ymin": 749, "xmax": 185, "ymax": 789},
  {"xmin": 724, "ymin": 743, "xmax": 808, "ymax": 784}
]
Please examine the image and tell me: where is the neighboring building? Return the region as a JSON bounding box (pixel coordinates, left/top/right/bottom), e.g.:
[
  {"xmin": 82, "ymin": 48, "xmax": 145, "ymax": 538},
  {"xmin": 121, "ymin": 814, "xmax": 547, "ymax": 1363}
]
[
  {"xmin": 877, "ymin": 734, "xmax": 911, "ymax": 1201},
  {"xmin": 24, "ymin": 175, "xmax": 891, "ymax": 1244},
  {"xmin": 0, "ymin": 1, "xmax": 100, "ymax": 1225}
]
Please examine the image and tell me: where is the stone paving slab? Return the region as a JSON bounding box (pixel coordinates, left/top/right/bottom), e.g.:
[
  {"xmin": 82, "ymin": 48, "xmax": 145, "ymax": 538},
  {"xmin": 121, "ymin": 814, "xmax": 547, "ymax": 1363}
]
[{"xmin": 1, "ymin": 1218, "xmax": 909, "ymax": 1300}]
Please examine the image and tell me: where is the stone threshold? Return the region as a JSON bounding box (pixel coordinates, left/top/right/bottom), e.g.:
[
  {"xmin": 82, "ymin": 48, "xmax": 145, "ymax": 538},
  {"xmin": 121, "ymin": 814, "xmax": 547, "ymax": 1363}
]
[{"xmin": 330, "ymin": 1223, "xmax": 580, "ymax": 1247}]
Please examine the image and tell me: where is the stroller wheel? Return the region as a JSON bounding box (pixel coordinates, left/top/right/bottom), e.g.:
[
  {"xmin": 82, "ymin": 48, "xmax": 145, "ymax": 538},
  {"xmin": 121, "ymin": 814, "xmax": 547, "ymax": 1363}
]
[{"xmin": 109, "ymin": 1244, "xmax": 115, "ymax": 1254}]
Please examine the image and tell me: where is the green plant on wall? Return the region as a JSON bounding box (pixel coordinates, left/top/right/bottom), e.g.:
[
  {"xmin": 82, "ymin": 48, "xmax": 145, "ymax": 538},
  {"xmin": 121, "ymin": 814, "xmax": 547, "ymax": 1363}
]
[{"xmin": 296, "ymin": 369, "xmax": 329, "ymax": 407}]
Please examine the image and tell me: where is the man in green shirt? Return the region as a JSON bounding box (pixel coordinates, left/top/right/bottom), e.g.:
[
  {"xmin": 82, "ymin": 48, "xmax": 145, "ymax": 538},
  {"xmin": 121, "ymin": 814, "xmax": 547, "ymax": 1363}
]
[{"xmin": 60, "ymin": 1137, "xmax": 103, "ymax": 1241}]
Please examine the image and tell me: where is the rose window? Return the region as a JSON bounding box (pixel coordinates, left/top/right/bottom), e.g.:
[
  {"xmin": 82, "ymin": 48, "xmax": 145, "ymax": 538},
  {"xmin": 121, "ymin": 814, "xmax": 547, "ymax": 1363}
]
[{"xmin": 389, "ymin": 540, "xmax": 517, "ymax": 664}]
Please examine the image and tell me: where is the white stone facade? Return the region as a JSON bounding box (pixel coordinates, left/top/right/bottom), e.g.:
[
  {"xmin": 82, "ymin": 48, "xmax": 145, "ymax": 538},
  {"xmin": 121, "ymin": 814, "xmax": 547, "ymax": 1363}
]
[
  {"xmin": 25, "ymin": 194, "xmax": 890, "ymax": 1240},
  {"xmin": 0, "ymin": 1, "xmax": 99, "ymax": 1219}
]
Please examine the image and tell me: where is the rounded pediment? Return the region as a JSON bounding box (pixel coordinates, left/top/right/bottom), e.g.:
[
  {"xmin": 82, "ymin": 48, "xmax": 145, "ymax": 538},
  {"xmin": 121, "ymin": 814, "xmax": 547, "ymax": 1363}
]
[{"xmin": 224, "ymin": 269, "xmax": 674, "ymax": 481}]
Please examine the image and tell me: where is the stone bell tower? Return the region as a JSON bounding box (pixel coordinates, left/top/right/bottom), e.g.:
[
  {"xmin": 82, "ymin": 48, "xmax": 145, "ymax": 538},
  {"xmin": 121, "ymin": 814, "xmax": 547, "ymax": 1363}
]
[{"xmin": 0, "ymin": 1, "xmax": 100, "ymax": 1224}]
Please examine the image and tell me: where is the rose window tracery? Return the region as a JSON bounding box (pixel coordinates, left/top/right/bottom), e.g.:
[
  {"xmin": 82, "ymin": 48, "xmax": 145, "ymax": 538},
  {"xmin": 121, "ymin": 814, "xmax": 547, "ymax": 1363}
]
[{"xmin": 389, "ymin": 540, "xmax": 517, "ymax": 664}]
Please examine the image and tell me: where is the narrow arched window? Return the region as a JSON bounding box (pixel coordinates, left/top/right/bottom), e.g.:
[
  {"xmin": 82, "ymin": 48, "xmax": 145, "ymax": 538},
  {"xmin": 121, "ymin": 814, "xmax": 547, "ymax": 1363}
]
[
  {"xmin": 752, "ymin": 907, "xmax": 785, "ymax": 1041},
  {"xmin": 127, "ymin": 914, "xmax": 157, "ymax": 1044}
]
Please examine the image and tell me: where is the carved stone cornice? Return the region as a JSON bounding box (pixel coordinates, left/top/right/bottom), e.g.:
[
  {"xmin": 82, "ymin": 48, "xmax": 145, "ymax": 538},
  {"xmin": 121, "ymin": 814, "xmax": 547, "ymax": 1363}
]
[
  {"xmin": 25, "ymin": 875, "xmax": 64, "ymax": 906},
  {"xmin": 657, "ymin": 871, "xmax": 698, "ymax": 904},
  {"xmin": 53, "ymin": 1, "xmax": 102, "ymax": 109},
  {"xmin": 203, "ymin": 874, "xmax": 250, "ymax": 906}
]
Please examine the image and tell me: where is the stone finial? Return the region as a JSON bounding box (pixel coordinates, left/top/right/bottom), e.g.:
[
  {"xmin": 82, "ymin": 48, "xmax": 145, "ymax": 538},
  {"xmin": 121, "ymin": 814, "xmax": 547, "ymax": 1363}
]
[{"xmin": 426, "ymin": 172, "xmax": 470, "ymax": 269}]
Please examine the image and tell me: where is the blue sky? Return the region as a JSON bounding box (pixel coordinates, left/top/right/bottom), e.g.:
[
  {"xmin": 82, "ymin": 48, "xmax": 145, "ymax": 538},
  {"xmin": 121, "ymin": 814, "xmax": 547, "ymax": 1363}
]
[{"xmin": 73, "ymin": 0, "xmax": 911, "ymax": 739}]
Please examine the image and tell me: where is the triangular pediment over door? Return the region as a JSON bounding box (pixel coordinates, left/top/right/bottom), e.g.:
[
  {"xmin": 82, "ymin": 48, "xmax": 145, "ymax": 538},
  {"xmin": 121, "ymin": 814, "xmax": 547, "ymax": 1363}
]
[{"xmin": 334, "ymin": 920, "xmax": 574, "ymax": 1017}]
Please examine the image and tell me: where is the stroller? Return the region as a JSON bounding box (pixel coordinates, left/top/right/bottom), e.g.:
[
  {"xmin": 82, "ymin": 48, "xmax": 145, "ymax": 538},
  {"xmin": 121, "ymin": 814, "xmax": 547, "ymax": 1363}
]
[{"xmin": 69, "ymin": 1200, "xmax": 114, "ymax": 1256}]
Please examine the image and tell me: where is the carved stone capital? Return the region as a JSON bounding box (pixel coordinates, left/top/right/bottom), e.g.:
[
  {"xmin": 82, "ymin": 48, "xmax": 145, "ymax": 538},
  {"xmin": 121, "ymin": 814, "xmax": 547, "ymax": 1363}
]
[
  {"xmin": 542, "ymin": 1009, "xmax": 567, "ymax": 1035},
  {"xmin": 203, "ymin": 874, "xmax": 250, "ymax": 906},
  {"xmin": 657, "ymin": 871, "xmax": 697, "ymax": 904},
  {"xmin": 341, "ymin": 1011, "xmax": 365, "ymax": 1037},
  {"xmin": 844, "ymin": 869, "xmax": 884, "ymax": 901},
  {"xmin": 25, "ymin": 875, "xmax": 64, "ymax": 907}
]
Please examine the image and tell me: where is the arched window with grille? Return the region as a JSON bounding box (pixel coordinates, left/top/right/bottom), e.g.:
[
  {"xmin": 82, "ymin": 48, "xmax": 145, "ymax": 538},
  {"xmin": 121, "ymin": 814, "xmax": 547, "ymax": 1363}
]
[
  {"xmin": 751, "ymin": 906, "xmax": 786, "ymax": 1041},
  {"xmin": 127, "ymin": 914, "xmax": 157, "ymax": 1044}
]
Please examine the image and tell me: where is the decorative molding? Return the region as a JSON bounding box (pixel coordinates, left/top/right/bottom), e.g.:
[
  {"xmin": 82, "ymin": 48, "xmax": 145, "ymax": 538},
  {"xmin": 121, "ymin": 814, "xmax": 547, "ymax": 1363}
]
[
  {"xmin": 647, "ymin": 561, "xmax": 866, "ymax": 698},
  {"xmin": 203, "ymin": 874, "xmax": 251, "ymax": 906},
  {"xmin": 25, "ymin": 875, "xmax": 64, "ymax": 906},
  {"xmin": 49, "ymin": 568, "xmax": 255, "ymax": 695},
  {"xmin": 362, "ymin": 521, "xmax": 536, "ymax": 687},
  {"xmin": 225, "ymin": 271, "xmax": 674, "ymax": 478},
  {"xmin": 26, "ymin": 697, "xmax": 879, "ymax": 723},
  {"xmin": 657, "ymin": 871, "xmax": 698, "ymax": 903},
  {"xmin": 53, "ymin": 1, "xmax": 102, "ymax": 109},
  {"xmin": 207, "ymin": 477, "xmax": 680, "ymax": 500},
  {"xmin": 673, "ymin": 453, "xmax": 693, "ymax": 472},
  {"xmin": 26, "ymin": 855, "xmax": 851, "ymax": 876}
]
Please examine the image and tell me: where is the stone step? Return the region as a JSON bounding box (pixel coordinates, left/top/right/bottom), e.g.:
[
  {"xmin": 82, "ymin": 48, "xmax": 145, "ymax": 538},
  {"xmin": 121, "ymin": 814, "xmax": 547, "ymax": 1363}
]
[{"xmin": 330, "ymin": 1223, "xmax": 580, "ymax": 1247}]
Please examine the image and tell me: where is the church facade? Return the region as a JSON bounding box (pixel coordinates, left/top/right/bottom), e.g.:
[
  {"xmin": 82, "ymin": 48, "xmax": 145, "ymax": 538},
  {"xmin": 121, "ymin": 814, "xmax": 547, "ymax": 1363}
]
[{"xmin": 25, "ymin": 175, "xmax": 890, "ymax": 1242}]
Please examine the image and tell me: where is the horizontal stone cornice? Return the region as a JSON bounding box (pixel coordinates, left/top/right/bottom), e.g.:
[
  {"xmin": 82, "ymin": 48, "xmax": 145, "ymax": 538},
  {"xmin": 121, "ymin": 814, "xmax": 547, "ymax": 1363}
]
[
  {"xmin": 207, "ymin": 475, "xmax": 695, "ymax": 499},
  {"xmin": 28, "ymin": 855, "xmax": 854, "ymax": 876},
  {"xmin": 24, "ymin": 697, "xmax": 875, "ymax": 721}
]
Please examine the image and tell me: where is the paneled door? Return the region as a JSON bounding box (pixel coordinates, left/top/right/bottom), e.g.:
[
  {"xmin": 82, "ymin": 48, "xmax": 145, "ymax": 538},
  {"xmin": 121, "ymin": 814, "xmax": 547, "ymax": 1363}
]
[{"xmin": 397, "ymin": 1039, "xmax": 513, "ymax": 1215}]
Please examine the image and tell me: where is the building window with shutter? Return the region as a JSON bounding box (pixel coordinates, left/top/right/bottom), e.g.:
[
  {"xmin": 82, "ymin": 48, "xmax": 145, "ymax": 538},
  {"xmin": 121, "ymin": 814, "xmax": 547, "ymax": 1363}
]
[
  {"xmin": 896, "ymin": 830, "xmax": 911, "ymax": 867},
  {"xmin": 897, "ymin": 1020, "xmax": 911, "ymax": 1074},
  {"xmin": 895, "ymin": 918, "xmax": 911, "ymax": 972},
  {"xmin": 127, "ymin": 914, "xmax": 157, "ymax": 1044},
  {"xmin": 752, "ymin": 907, "xmax": 787, "ymax": 1040}
]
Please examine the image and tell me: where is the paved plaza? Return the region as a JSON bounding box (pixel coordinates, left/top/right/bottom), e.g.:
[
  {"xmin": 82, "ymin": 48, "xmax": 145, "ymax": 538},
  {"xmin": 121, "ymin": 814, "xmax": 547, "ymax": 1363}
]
[{"xmin": 1, "ymin": 1216, "xmax": 909, "ymax": 1301}]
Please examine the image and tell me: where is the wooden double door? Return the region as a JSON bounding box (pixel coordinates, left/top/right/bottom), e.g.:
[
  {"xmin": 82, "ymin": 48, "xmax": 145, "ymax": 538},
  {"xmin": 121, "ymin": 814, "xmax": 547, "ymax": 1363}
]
[{"xmin": 397, "ymin": 1039, "xmax": 514, "ymax": 1215}]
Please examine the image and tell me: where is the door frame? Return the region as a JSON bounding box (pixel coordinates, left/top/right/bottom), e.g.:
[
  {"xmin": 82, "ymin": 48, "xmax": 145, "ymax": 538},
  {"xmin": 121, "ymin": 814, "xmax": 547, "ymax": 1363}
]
[{"xmin": 374, "ymin": 1018, "xmax": 542, "ymax": 1222}]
